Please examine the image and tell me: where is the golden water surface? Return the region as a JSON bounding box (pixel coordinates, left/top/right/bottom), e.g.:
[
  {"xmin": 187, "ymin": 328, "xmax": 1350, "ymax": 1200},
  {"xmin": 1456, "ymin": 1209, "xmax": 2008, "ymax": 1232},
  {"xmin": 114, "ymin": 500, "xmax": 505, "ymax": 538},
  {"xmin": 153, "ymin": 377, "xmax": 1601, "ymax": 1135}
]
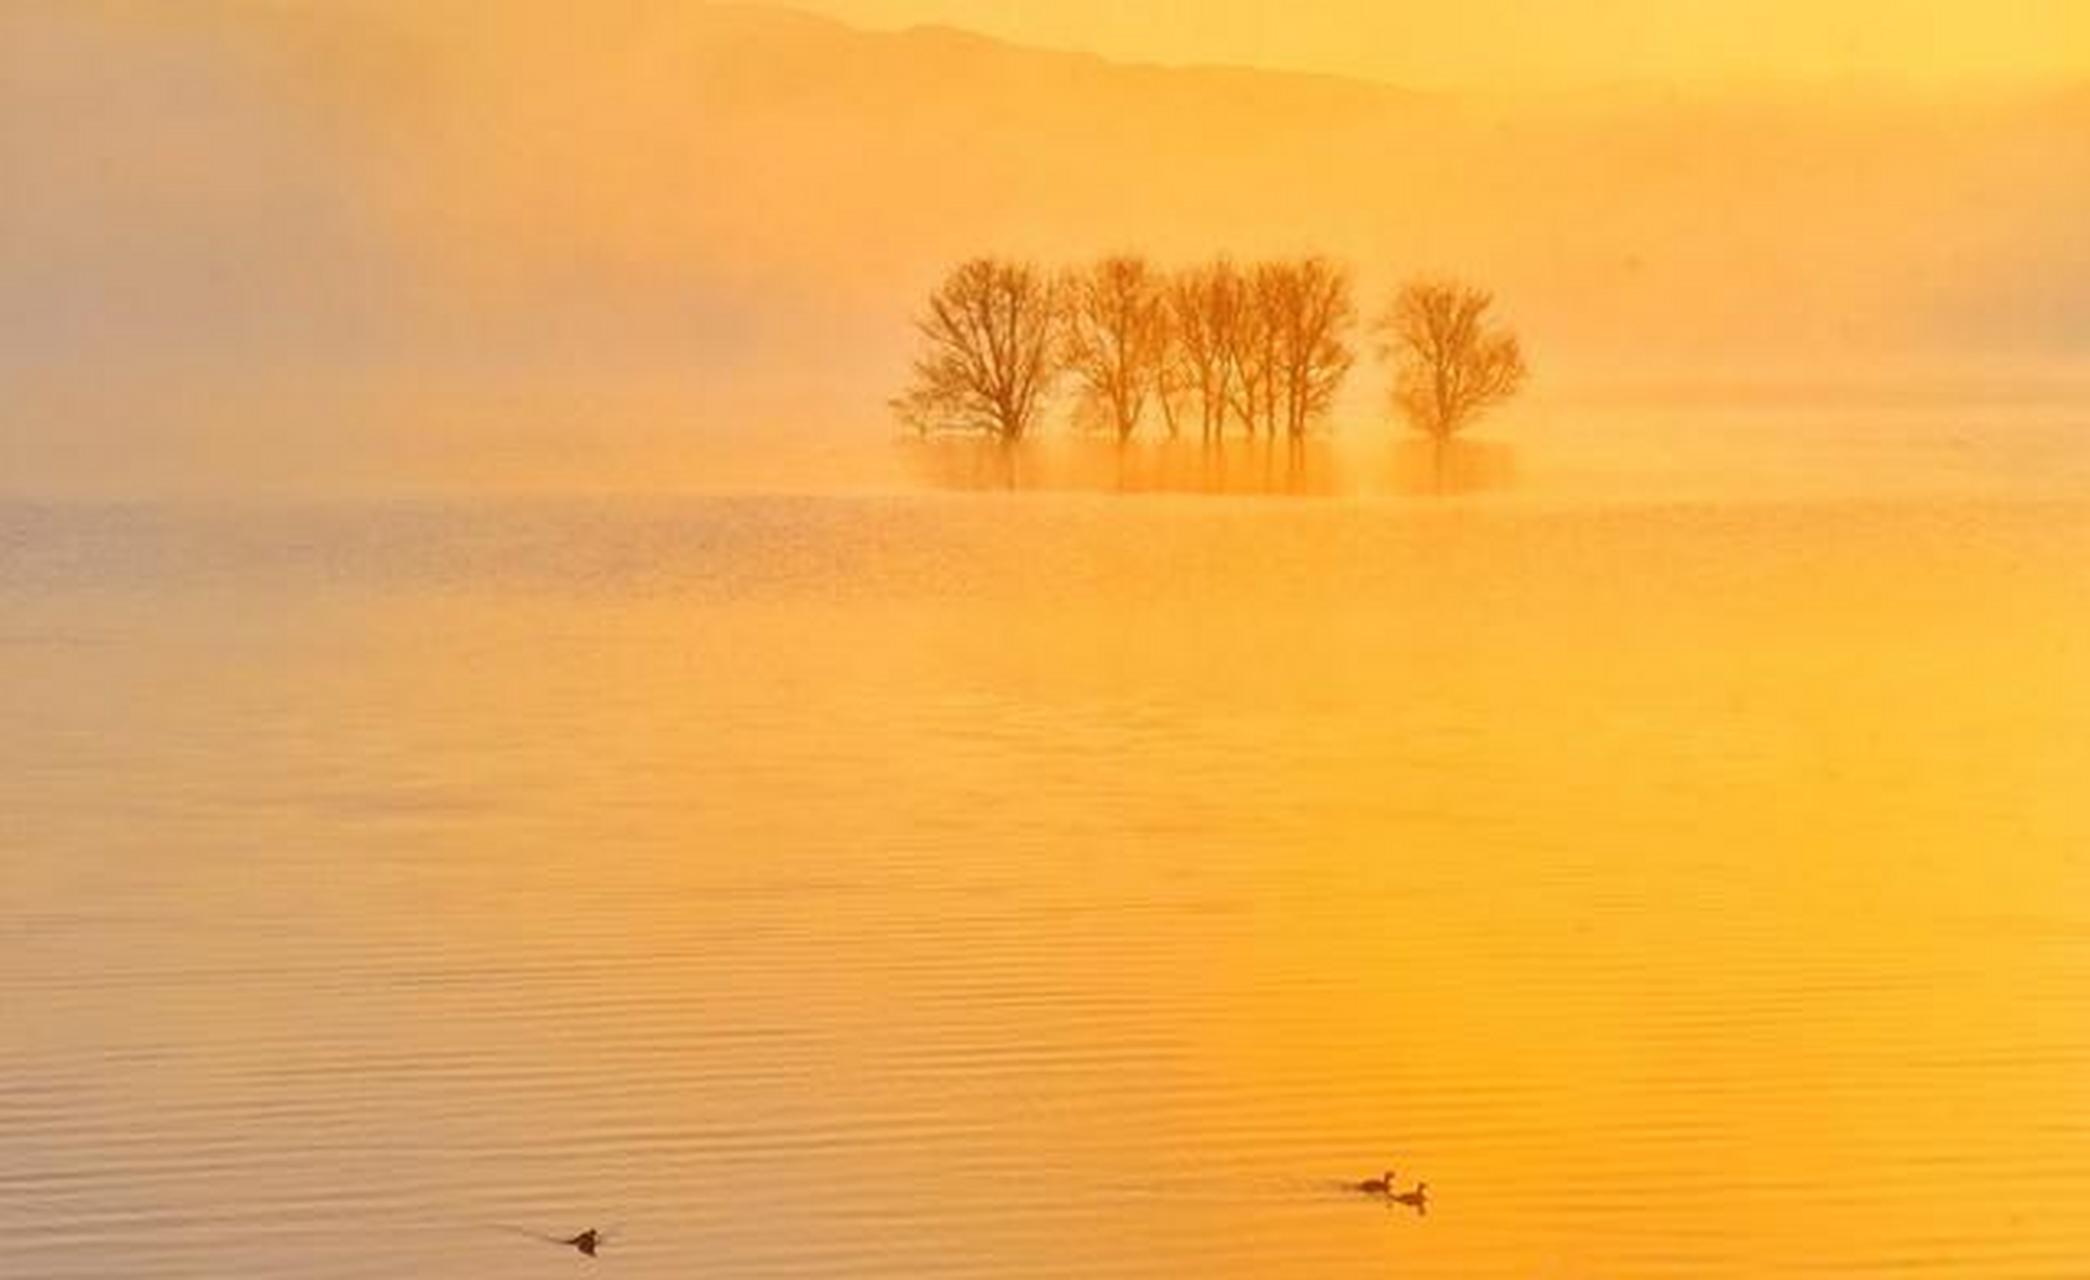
[{"xmin": 5, "ymin": 488, "xmax": 2090, "ymax": 1277}]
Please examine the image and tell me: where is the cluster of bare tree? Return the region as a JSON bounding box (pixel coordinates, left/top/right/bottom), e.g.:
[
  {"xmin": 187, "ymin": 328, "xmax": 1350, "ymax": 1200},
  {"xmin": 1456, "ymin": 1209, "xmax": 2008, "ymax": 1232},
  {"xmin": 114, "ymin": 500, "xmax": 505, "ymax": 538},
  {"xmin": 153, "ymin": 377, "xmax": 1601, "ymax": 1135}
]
[{"xmin": 894, "ymin": 256, "xmax": 1525, "ymax": 447}]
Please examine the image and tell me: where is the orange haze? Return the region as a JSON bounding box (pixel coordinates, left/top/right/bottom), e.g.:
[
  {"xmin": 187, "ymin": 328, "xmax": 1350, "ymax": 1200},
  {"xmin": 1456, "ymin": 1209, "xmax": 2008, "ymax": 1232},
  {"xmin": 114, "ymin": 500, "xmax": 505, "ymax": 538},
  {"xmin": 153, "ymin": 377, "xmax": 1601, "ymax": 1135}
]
[{"xmin": 3, "ymin": 1, "xmax": 2086, "ymax": 493}]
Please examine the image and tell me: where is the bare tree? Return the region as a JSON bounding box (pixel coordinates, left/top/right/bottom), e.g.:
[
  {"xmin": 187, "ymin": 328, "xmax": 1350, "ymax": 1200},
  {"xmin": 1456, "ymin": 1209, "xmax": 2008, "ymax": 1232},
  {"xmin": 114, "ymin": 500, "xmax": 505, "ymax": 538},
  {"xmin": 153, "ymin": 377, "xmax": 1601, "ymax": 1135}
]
[
  {"xmin": 1061, "ymin": 256, "xmax": 1170, "ymax": 445},
  {"xmin": 1226, "ymin": 264, "xmax": 1285, "ymax": 440},
  {"xmin": 1166, "ymin": 259, "xmax": 1244, "ymax": 446},
  {"xmin": 1266, "ymin": 257, "xmax": 1356, "ymax": 442},
  {"xmin": 1376, "ymin": 280, "xmax": 1527, "ymax": 440},
  {"xmin": 1150, "ymin": 300, "xmax": 1190, "ymax": 441},
  {"xmin": 892, "ymin": 258, "xmax": 1063, "ymax": 443}
]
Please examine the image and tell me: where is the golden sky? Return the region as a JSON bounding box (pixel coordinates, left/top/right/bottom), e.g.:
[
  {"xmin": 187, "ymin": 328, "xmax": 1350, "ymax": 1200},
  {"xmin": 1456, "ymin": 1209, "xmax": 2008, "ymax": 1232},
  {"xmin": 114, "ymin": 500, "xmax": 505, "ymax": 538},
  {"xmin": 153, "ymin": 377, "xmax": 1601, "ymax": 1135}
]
[{"xmin": 777, "ymin": 0, "xmax": 2090, "ymax": 87}]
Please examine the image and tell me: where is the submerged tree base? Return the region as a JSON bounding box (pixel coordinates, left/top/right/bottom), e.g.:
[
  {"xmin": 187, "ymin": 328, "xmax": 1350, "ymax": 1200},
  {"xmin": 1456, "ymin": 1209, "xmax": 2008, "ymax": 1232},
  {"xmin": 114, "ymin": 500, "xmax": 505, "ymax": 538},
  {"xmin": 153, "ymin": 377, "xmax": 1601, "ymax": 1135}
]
[
  {"xmin": 1389, "ymin": 437, "xmax": 1520, "ymax": 495},
  {"xmin": 899, "ymin": 436, "xmax": 1520, "ymax": 497}
]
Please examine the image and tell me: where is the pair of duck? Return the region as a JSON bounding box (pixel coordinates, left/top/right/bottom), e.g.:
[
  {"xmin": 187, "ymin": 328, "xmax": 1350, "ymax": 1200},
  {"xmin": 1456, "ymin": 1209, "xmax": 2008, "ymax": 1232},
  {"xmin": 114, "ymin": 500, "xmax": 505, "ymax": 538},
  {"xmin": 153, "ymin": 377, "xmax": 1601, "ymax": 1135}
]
[{"xmin": 1353, "ymin": 1169, "xmax": 1428, "ymax": 1212}]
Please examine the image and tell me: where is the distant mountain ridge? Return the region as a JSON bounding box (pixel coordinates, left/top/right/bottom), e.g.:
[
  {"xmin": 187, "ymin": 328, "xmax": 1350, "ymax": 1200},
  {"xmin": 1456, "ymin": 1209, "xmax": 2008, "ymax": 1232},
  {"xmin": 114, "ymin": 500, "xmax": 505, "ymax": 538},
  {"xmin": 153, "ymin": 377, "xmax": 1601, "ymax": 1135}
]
[{"xmin": 5, "ymin": 0, "xmax": 2086, "ymax": 383}]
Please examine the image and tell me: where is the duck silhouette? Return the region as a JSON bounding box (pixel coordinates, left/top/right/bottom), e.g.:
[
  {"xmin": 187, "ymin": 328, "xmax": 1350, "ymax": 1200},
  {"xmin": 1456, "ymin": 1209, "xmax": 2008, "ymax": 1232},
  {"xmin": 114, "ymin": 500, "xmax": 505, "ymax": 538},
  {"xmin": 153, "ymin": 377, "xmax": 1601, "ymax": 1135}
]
[
  {"xmin": 1391, "ymin": 1182, "xmax": 1429, "ymax": 1214},
  {"xmin": 562, "ymin": 1229, "xmax": 603, "ymax": 1258},
  {"xmin": 1352, "ymin": 1169, "xmax": 1397, "ymax": 1196},
  {"xmin": 493, "ymin": 1223, "xmax": 613, "ymax": 1258}
]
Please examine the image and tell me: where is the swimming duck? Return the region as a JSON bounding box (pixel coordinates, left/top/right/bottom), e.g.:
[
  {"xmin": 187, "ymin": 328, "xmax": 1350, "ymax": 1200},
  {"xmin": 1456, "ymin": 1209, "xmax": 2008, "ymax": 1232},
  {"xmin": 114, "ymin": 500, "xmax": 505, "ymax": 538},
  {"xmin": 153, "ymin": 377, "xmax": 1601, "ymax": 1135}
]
[
  {"xmin": 492, "ymin": 1223, "xmax": 611, "ymax": 1257},
  {"xmin": 562, "ymin": 1228, "xmax": 603, "ymax": 1257}
]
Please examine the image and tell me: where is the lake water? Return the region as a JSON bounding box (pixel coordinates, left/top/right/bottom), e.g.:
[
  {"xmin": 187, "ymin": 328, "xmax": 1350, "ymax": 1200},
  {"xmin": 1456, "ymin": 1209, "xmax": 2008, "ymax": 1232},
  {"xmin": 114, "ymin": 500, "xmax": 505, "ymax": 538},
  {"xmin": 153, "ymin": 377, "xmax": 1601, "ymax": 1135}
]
[{"xmin": 5, "ymin": 487, "xmax": 2090, "ymax": 1277}]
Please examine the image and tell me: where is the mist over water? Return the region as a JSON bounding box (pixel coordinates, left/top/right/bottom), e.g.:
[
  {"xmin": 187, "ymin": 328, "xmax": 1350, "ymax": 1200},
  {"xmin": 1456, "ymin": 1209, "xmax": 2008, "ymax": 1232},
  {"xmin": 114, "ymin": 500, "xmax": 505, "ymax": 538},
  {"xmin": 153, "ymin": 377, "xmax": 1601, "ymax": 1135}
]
[
  {"xmin": 6, "ymin": 5, "xmax": 2090, "ymax": 1278},
  {"xmin": 4, "ymin": 3, "xmax": 2088, "ymax": 500}
]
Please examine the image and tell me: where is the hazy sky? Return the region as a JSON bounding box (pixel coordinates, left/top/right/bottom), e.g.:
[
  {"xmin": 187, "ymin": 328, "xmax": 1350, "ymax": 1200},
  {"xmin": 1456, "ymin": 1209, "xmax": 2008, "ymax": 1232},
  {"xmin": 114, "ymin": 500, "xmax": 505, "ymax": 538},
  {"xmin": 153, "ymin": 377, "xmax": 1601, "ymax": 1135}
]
[{"xmin": 775, "ymin": 0, "xmax": 2090, "ymax": 87}]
